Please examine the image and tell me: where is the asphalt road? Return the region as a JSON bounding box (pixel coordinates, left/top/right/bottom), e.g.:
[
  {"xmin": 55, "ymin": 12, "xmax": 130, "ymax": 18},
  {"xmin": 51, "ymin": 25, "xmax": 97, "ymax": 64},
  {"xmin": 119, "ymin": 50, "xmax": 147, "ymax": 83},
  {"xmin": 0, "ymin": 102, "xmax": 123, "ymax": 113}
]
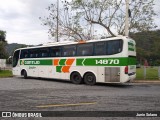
[{"xmin": 0, "ymin": 77, "xmax": 160, "ymax": 120}]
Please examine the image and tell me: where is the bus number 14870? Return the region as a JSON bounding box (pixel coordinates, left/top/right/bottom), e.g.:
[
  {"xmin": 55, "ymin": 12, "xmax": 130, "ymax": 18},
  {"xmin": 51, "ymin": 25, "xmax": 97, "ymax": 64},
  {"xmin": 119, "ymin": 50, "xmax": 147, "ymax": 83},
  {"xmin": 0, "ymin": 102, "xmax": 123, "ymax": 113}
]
[{"xmin": 95, "ymin": 59, "xmax": 120, "ymax": 65}]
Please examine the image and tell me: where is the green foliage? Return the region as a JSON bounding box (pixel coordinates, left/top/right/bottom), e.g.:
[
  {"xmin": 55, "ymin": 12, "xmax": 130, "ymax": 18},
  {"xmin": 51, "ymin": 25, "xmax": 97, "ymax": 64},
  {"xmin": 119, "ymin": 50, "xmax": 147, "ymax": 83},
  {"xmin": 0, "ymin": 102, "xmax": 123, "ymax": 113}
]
[
  {"xmin": 0, "ymin": 42, "xmax": 8, "ymax": 59},
  {"xmin": 0, "ymin": 70, "xmax": 13, "ymax": 78},
  {"xmin": 154, "ymin": 60, "xmax": 160, "ymax": 66},
  {"xmin": 136, "ymin": 67, "xmax": 159, "ymax": 80},
  {"xmin": 0, "ymin": 30, "xmax": 6, "ymax": 42},
  {"xmin": 130, "ymin": 30, "xmax": 160, "ymax": 65},
  {"xmin": 136, "ymin": 68, "xmax": 144, "ymax": 80},
  {"xmin": 0, "ymin": 30, "xmax": 8, "ymax": 59}
]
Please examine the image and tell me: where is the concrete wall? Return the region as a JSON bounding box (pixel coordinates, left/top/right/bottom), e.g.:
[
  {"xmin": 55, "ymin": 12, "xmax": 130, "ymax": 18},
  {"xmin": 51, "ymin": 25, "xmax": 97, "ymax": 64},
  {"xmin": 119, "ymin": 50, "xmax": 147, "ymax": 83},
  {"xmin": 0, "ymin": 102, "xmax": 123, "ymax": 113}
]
[{"xmin": 0, "ymin": 59, "xmax": 6, "ymax": 68}]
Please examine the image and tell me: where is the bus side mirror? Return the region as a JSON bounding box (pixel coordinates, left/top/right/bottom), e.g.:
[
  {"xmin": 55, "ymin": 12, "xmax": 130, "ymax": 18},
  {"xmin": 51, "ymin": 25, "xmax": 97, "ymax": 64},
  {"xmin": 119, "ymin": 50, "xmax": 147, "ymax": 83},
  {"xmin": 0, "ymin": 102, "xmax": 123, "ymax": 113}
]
[{"xmin": 7, "ymin": 56, "xmax": 13, "ymax": 64}]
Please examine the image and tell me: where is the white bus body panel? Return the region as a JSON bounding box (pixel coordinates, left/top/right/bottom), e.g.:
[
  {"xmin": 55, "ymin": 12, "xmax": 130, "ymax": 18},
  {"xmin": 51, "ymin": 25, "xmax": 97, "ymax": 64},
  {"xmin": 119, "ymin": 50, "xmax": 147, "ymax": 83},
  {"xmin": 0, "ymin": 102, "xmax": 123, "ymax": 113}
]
[{"xmin": 12, "ymin": 36, "xmax": 136, "ymax": 83}]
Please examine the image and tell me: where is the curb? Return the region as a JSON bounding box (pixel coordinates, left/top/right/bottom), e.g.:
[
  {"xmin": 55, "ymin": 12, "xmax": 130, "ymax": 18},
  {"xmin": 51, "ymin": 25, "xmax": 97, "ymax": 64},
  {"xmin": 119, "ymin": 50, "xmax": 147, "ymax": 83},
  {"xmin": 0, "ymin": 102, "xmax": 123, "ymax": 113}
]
[{"xmin": 133, "ymin": 80, "xmax": 160, "ymax": 84}]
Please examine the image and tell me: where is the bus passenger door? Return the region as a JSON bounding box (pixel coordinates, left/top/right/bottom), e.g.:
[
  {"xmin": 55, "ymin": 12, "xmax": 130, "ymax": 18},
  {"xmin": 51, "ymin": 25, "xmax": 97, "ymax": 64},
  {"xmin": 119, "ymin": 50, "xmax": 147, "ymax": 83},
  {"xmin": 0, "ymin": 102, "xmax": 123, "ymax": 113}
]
[{"xmin": 12, "ymin": 50, "xmax": 21, "ymax": 76}]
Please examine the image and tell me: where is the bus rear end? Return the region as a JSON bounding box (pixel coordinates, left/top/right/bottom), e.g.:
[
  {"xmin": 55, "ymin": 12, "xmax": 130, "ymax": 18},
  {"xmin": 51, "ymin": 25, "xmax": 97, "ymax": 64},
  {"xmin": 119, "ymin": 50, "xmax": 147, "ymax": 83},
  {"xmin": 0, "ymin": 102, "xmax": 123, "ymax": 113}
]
[{"xmin": 124, "ymin": 38, "xmax": 136, "ymax": 82}]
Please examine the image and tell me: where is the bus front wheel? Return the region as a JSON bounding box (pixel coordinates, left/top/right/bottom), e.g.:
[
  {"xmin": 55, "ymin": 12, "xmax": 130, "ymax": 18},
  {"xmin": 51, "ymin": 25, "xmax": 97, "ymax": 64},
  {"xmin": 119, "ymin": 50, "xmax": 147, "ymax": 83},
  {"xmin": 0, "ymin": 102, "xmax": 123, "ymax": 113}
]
[
  {"xmin": 23, "ymin": 70, "xmax": 28, "ymax": 79},
  {"xmin": 70, "ymin": 72, "xmax": 83, "ymax": 84},
  {"xmin": 84, "ymin": 72, "xmax": 96, "ymax": 85}
]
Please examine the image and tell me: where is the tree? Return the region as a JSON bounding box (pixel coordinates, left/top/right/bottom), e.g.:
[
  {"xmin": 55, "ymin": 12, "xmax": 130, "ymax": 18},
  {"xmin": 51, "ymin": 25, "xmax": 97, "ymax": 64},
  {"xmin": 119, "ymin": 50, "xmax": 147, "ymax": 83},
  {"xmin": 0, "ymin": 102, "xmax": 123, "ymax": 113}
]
[
  {"xmin": 71, "ymin": 0, "xmax": 157, "ymax": 36},
  {"xmin": 40, "ymin": 1, "xmax": 91, "ymax": 41},
  {"xmin": 0, "ymin": 30, "xmax": 8, "ymax": 59},
  {"xmin": 130, "ymin": 30, "xmax": 160, "ymax": 65},
  {"xmin": 0, "ymin": 30, "xmax": 6, "ymax": 42},
  {"xmin": 41, "ymin": 0, "xmax": 156, "ymax": 41}
]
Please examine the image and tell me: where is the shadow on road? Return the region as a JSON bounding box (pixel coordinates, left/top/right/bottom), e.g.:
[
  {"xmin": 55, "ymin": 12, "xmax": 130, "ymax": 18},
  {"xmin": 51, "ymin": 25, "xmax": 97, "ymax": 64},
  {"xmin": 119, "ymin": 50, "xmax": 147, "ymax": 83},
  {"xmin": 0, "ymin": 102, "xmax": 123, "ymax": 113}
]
[
  {"xmin": 96, "ymin": 83, "xmax": 133, "ymax": 88},
  {"xmin": 18, "ymin": 77, "xmax": 72, "ymax": 84},
  {"xmin": 17, "ymin": 77, "xmax": 134, "ymax": 88}
]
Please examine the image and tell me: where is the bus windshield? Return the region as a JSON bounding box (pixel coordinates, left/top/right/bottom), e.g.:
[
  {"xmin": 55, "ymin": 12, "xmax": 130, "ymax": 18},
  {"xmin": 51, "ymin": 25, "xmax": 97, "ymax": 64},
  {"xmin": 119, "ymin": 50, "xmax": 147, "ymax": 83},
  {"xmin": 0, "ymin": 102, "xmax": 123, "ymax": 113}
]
[{"xmin": 12, "ymin": 50, "xmax": 20, "ymax": 67}]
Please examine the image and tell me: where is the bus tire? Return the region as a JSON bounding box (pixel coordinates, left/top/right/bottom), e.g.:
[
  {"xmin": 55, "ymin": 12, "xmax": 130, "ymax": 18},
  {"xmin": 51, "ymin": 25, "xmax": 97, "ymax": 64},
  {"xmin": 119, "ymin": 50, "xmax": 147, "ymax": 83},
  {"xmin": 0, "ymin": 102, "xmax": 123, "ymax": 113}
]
[
  {"xmin": 23, "ymin": 70, "xmax": 28, "ymax": 79},
  {"xmin": 70, "ymin": 72, "xmax": 83, "ymax": 84},
  {"xmin": 84, "ymin": 72, "xmax": 96, "ymax": 85}
]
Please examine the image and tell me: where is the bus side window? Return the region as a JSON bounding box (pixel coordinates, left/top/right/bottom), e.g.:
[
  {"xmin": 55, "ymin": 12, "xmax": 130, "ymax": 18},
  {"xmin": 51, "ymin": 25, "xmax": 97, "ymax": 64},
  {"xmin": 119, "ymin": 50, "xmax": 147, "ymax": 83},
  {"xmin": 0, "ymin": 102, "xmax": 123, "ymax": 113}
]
[
  {"xmin": 107, "ymin": 40, "xmax": 123, "ymax": 55},
  {"xmin": 29, "ymin": 49, "xmax": 39, "ymax": 58},
  {"xmin": 24, "ymin": 52, "xmax": 29, "ymax": 58},
  {"xmin": 94, "ymin": 42, "xmax": 106, "ymax": 55},
  {"xmin": 39, "ymin": 48, "xmax": 50, "ymax": 58},
  {"xmin": 77, "ymin": 43, "xmax": 93, "ymax": 56},
  {"xmin": 20, "ymin": 50, "xmax": 29, "ymax": 59},
  {"xmin": 50, "ymin": 47, "xmax": 61, "ymax": 57},
  {"xmin": 62, "ymin": 45, "xmax": 76, "ymax": 57}
]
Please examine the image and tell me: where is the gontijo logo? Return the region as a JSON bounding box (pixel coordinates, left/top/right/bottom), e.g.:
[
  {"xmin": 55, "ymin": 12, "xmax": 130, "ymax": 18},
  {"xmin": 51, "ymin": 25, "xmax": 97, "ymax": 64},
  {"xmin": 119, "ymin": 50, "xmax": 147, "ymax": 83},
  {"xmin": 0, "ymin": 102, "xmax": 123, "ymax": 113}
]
[
  {"xmin": 20, "ymin": 60, "xmax": 52, "ymax": 65},
  {"xmin": 21, "ymin": 60, "xmax": 24, "ymax": 65},
  {"xmin": 128, "ymin": 40, "xmax": 135, "ymax": 51},
  {"xmin": 24, "ymin": 61, "xmax": 40, "ymax": 65}
]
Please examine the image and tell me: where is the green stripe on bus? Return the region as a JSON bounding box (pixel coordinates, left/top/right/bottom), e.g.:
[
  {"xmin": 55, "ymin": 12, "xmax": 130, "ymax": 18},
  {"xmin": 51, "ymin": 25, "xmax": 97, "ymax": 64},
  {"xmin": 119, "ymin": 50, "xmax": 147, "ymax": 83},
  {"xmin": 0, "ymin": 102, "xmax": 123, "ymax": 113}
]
[
  {"xmin": 128, "ymin": 42, "xmax": 134, "ymax": 46},
  {"xmin": 76, "ymin": 59, "xmax": 84, "ymax": 65},
  {"xmin": 20, "ymin": 57, "xmax": 136, "ymax": 67},
  {"xmin": 76, "ymin": 57, "xmax": 136, "ymax": 66},
  {"xmin": 56, "ymin": 66, "xmax": 62, "ymax": 72},
  {"xmin": 128, "ymin": 42, "xmax": 135, "ymax": 51},
  {"xmin": 59, "ymin": 59, "xmax": 66, "ymax": 65},
  {"xmin": 128, "ymin": 57, "xmax": 136, "ymax": 65},
  {"xmin": 128, "ymin": 48, "xmax": 135, "ymax": 51},
  {"xmin": 20, "ymin": 59, "xmax": 52, "ymax": 65}
]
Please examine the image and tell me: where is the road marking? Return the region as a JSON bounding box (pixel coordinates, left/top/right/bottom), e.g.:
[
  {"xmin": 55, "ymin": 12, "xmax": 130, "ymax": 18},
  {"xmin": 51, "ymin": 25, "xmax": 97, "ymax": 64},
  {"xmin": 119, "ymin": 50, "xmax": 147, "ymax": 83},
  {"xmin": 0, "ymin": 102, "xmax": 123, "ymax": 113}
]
[{"xmin": 36, "ymin": 102, "xmax": 97, "ymax": 108}]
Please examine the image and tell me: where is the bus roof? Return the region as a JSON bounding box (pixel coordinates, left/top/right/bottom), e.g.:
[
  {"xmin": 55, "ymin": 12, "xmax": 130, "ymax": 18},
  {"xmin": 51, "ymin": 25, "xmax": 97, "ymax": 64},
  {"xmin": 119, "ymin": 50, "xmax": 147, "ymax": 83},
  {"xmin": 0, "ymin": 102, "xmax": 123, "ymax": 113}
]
[{"xmin": 16, "ymin": 36, "xmax": 132, "ymax": 50}]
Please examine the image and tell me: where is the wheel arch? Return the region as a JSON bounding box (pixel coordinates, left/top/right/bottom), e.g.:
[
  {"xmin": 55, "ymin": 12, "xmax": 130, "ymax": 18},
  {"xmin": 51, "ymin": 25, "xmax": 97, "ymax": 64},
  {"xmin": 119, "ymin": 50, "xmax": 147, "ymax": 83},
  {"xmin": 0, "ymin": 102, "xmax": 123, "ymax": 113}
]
[
  {"xmin": 70, "ymin": 71, "xmax": 83, "ymax": 84},
  {"xmin": 21, "ymin": 69, "xmax": 27, "ymax": 76},
  {"xmin": 70, "ymin": 71, "xmax": 82, "ymax": 79},
  {"xmin": 83, "ymin": 71, "xmax": 97, "ymax": 80}
]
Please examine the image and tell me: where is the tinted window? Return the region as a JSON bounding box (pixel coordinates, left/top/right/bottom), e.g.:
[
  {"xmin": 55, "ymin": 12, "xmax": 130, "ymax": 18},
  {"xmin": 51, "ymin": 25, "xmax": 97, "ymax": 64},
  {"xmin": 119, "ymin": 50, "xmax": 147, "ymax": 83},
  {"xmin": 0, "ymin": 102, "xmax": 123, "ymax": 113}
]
[
  {"xmin": 94, "ymin": 42, "xmax": 106, "ymax": 55},
  {"xmin": 20, "ymin": 49, "xmax": 29, "ymax": 59},
  {"xmin": 12, "ymin": 50, "xmax": 20, "ymax": 67},
  {"xmin": 29, "ymin": 49, "xmax": 39, "ymax": 58},
  {"xmin": 39, "ymin": 48, "xmax": 50, "ymax": 57},
  {"xmin": 107, "ymin": 40, "xmax": 123, "ymax": 55},
  {"xmin": 50, "ymin": 47, "xmax": 61, "ymax": 57},
  {"xmin": 62, "ymin": 45, "xmax": 76, "ymax": 57},
  {"xmin": 77, "ymin": 43, "xmax": 93, "ymax": 56}
]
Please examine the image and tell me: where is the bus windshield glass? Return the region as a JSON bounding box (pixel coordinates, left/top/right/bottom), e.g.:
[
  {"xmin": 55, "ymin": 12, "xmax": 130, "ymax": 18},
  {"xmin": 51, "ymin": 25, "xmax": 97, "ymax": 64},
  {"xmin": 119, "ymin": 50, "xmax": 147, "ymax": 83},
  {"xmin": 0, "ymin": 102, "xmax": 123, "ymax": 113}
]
[{"xmin": 12, "ymin": 50, "xmax": 20, "ymax": 67}]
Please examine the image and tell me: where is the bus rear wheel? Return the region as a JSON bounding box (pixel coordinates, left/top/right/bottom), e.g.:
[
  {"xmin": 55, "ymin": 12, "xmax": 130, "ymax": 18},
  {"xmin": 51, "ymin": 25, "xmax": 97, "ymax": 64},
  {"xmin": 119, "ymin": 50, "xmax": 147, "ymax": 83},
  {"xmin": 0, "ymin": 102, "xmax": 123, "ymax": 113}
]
[
  {"xmin": 70, "ymin": 72, "xmax": 83, "ymax": 84},
  {"xmin": 84, "ymin": 72, "xmax": 96, "ymax": 85}
]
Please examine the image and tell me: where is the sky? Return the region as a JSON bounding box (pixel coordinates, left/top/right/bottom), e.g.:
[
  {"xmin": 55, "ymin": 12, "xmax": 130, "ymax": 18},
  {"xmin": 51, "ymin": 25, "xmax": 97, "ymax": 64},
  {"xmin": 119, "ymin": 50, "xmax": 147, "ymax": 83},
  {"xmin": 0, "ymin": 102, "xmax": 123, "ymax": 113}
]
[{"xmin": 0, "ymin": 0, "xmax": 160, "ymax": 45}]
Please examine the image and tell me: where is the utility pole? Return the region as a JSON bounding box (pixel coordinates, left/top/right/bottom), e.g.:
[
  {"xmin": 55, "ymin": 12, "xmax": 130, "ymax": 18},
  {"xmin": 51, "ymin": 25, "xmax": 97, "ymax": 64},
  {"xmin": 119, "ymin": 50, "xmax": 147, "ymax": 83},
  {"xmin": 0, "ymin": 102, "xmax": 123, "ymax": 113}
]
[
  {"xmin": 125, "ymin": 0, "xmax": 130, "ymax": 36},
  {"xmin": 56, "ymin": 0, "xmax": 59, "ymax": 42}
]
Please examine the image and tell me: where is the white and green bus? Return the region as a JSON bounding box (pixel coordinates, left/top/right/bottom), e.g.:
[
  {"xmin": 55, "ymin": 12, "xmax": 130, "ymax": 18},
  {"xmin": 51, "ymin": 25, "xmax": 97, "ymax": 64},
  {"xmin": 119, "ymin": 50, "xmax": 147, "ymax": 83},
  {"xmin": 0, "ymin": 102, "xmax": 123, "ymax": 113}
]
[{"xmin": 12, "ymin": 36, "xmax": 136, "ymax": 85}]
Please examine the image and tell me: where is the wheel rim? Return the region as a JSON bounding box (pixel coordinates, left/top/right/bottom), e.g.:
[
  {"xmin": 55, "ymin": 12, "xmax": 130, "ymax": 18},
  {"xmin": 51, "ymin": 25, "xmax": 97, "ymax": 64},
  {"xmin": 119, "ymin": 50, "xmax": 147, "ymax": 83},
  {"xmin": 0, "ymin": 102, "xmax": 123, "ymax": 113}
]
[
  {"xmin": 84, "ymin": 73, "xmax": 96, "ymax": 85},
  {"xmin": 87, "ymin": 75, "xmax": 93, "ymax": 82},
  {"xmin": 73, "ymin": 75, "xmax": 80, "ymax": 81}
]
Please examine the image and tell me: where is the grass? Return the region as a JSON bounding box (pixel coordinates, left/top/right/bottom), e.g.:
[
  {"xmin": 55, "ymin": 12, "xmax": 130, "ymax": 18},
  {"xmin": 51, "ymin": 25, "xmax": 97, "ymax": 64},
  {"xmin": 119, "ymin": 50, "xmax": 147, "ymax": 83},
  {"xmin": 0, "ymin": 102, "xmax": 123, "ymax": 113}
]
[
  {"xmin": 0, "ymin": 70, "xmax": 13, "ymax": 78},
  {"xmin": 136, "ymin": 67, "xmax": 159, "ymax": 80}
]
